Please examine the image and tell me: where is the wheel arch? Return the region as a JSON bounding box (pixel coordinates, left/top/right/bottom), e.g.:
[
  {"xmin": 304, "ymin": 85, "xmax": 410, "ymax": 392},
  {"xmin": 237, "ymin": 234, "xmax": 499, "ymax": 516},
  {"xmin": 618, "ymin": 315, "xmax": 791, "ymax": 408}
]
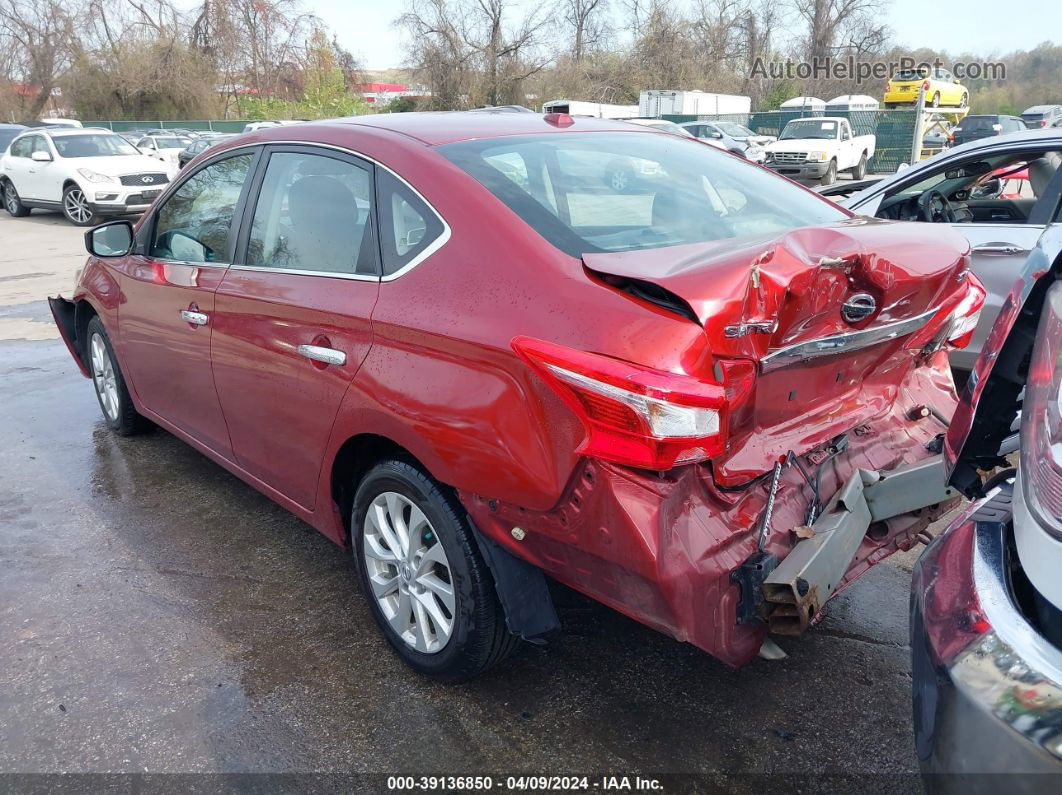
[{"xmin": 329, "ymin": 431, "xmax": 559, "ymax": 642}]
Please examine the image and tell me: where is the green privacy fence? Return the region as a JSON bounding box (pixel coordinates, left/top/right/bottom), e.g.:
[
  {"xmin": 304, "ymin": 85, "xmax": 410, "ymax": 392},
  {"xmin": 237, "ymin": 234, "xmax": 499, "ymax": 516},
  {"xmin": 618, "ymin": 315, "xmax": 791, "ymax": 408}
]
[
  {"xmin": 85, "ymin": 120, "xmax": 249, "ymax": 133},
  {"xmin": 663, "ymin": 110, "xmax": 919, "ymax": 174}
]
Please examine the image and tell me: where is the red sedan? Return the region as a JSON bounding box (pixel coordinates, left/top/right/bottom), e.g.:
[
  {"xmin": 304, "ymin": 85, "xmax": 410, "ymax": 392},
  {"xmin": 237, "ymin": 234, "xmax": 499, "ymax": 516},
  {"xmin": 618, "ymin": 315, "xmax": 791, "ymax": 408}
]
[{"xmin": 50, "ymin": 113, "xmax": 984, "ymax": 680}]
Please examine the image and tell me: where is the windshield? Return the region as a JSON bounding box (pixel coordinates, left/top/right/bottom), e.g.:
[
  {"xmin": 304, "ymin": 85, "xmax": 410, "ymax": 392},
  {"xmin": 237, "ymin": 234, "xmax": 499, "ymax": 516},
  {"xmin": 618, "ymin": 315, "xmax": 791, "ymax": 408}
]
[
  {"xmin": 153, "ymin": 137, "xmax": 192, "ymax": 149},
  {"xmin": 780, "ymin": 120, "xmax": 839, "ymax": 140},
  {"xmin": 52, "ymin": 134, "xmax": 140, "ymax": 158},
  {"xmin": 717, "ymin": 122, "xmax": 753, "ymax": 137},
  {"xmin": 439, "ymin": 132, "xmax": 846, "ymax": 256},
  {"xmin": 959, "ymin": 117, "xmax": 998, "ymax": 131}
]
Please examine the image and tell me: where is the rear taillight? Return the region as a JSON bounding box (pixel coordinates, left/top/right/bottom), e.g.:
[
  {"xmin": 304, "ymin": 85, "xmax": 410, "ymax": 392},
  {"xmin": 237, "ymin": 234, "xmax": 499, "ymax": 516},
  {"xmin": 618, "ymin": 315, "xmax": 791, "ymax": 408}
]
[
  {"xmin": 1019, "ymin": 282, "xmax": 1062, "ymax": 540},
  {"xmin": 513, "ymin": 336, "xmax": 743, "ymax": 470},
  {"xmin": 922, "ymin": 80, "xmax": 930, "ymax": 92},
  {"xmin": 947, "ymin": 277, "xmax": 987, "ymax": 348}
]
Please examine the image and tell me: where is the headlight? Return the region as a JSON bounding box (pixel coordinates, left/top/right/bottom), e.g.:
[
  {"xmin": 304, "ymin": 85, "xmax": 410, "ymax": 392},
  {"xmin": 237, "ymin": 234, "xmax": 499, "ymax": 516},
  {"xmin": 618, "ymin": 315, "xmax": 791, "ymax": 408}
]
[
  {"xmin": 806, "ymin": 151, "xmax": 828, "ymax": 162},
  {"xmin": 76, "ymin": 168, "xmax": 116, "ymax": 184}
]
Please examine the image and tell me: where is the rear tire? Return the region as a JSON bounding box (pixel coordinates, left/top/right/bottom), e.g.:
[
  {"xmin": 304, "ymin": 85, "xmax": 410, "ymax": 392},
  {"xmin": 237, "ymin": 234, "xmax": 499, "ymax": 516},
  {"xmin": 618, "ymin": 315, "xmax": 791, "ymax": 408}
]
[
  {"xmin": 86, "ymin": 316, "xmax": 151, "ymax": 436},
  {"xmin": 352, "ymin": 459, "xmax": 518, "ymax": 682},
  {"xmin": 3, "ymin": 180, "xmax": 30, "ymax": 217},
  {"xmin": 930, "ymin": 92, "xmax": 940, "ymax": 108},
  {"xmin": 850, "ymin": 153, "xmax": 867, "ymax": 180},
  {"xmin": 960, "ymin": 93, "xmax": 969, "ymax": 108}
]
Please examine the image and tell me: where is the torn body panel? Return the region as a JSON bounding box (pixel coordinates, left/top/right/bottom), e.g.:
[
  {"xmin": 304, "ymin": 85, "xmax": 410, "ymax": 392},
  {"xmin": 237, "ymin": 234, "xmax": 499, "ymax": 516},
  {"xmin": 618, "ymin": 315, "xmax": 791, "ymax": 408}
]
[{"xmin": 462, "ymin": 355, "xmax": 959, "ymax": 667}]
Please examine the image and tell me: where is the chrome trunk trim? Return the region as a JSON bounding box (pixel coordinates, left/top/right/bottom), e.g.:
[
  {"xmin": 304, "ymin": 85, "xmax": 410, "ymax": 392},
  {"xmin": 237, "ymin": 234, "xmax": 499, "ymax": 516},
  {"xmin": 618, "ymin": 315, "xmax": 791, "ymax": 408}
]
[{"xmin": 760, "ymin": 305, "xmax": 941, "ymax": 372}]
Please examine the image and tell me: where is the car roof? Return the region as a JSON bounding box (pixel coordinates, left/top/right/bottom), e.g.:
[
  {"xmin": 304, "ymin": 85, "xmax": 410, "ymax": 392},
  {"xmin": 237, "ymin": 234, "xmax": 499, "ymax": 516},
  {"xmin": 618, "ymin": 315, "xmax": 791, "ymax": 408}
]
[
  {"xmin": 1024, "ymin": 105, "xmax": 1061, "ymax": 113},
  {"xmin": 311, "ymin": 112, "xmax": 655, "ymax": 146}
]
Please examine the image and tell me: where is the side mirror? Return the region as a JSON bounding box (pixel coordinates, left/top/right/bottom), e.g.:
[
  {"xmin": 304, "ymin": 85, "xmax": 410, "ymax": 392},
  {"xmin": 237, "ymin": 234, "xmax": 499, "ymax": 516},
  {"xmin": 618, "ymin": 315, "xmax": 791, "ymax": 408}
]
[
  {"xmin": 30, "ymin": 150, "xmax": 52, "ymax": 162},
  {"xmin": 971, "ymin": 177, "xmax": 1003, "ymax": 199},
  {"xmin": 85, "ymin": 220, "xmax": 133, "ymax": 257},
  {"xmin": 710, "ymin": 131, "xmax": 723, "ymax": 139}
]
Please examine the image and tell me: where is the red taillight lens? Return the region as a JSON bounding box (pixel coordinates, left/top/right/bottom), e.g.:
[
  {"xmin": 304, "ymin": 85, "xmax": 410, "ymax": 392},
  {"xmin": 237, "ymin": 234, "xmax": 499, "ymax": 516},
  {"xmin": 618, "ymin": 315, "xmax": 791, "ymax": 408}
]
[
  {"xmin": 513, "ymin": 336, "xmax": 740, "ymax": 470},
  {"xmin": 922, "ymin": 80, "xmax": 930, "ymax": 92},
  {"xmin": 947, "ymin": 276, "xmax": 987, "ymax": 348},
  {"xmin": 1019, "ymin": 282, "xmax": 1062, "ymax": 540}
]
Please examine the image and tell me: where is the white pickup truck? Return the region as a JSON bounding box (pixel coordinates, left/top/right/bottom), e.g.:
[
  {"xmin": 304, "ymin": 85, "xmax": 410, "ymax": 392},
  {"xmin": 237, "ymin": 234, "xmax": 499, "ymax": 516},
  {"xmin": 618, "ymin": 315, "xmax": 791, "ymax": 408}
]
[{"xmin": 764, "ymin": 117, "xmax": 875, "ymax": 185}]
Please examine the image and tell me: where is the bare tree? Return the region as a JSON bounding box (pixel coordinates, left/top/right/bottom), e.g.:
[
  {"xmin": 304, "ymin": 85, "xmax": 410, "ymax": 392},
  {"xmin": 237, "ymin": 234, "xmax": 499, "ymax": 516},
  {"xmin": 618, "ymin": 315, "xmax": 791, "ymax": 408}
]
[
  {"xmin": 790, "ymin": 0, "xmax": 890, "ymax": 62},
  {"xmin": 0, "ymin": 0, "xmax": 79, "ymax": 117},
  {"xmin": 559, "ymin": 0, "xmax": 608, "ymax": 61}
]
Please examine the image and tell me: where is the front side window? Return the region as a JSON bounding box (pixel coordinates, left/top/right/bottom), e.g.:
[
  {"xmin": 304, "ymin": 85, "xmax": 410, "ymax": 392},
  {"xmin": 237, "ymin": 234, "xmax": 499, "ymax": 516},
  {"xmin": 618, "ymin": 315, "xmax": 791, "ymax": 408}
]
[
  {"xmin": 245, "ymin": 151, "xmax": 375, "ymax": 275},
  {"xmin": 52, "ymin": 134, "xmax": 138, "ymax": 158},
  {"xmin": 377, "ymin": 169, "xmax": 445, "ymax": 276},
  {"xmin": 440, "ymin": 132, "xmax": 846, "ymax": 256},
  {"xmin": 150, "ymin": 153, "xmax": 254, "ymax": 263}
]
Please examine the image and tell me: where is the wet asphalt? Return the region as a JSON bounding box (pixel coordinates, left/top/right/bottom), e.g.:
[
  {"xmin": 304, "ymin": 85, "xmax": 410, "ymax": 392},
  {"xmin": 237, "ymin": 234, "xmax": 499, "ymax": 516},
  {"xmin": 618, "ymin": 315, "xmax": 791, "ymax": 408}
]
[{"xmin": 0, "ymin": 212, "xmax": 935, "ymax": 790}]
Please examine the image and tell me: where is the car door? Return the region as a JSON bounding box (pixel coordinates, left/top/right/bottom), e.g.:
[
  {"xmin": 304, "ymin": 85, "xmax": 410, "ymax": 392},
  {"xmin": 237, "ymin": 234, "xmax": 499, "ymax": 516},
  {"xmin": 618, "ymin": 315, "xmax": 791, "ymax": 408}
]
[
  {"xmin": 14, "ymin": 134, "xmax": 53, "ymax": 200},
  {"xmin": 113, "ymin": 149, "xmax": 259, "ymax": 458},
  {"xmin": 209, "ymin": 145, "xmax": 381, "ymax": 510},
  {"xmin": 1, "ymin": 135, "xmax": 34, "ymax": 196}
]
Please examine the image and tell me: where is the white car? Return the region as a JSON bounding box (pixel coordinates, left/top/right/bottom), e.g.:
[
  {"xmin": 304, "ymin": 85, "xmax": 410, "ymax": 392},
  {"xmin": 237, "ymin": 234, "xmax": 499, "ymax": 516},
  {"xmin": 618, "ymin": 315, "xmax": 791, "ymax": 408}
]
[
  {"xmin": 0, "ymin": 128, "xmax": 178, "ymax": 226},
  {"xmin": 135, "ymin": 134, "xmax": 194, "ymax": 166}
]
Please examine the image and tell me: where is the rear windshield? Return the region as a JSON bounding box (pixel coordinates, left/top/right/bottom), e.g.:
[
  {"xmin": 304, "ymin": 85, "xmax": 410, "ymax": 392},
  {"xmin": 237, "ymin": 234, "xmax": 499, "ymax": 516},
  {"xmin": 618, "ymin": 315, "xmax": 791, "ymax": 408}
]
[
  {"xmin": 894, "ymin": 69, "xmax": 927, "ymax": 81},
  {"xmin": 438, "ymin": 132, "xmax": 846, "ymax": 256},
  {"xmin": 780, "ymin": 119, "xmax": 839, "ymax": 140},
  {"xmin": 1022, "ymin": 112, "xmax": 1046, "ymax": 121},
  {"xmin": 52, "ymin": 134, "xmax": 140, "ymax": 157},
  {"xmin": 960, "ymin": 117, "xmax": 998, "ymax": 130}
]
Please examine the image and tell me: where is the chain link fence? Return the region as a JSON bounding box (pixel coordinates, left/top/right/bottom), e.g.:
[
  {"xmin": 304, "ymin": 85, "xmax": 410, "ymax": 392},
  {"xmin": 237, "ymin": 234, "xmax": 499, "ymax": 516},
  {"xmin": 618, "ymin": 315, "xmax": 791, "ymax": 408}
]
[
  {"xmin": 662, "ymin": 110, "xmax": 920, "ymax": 175},
  {"xmin": 85, "ymin": 120, "xmax": 249, "ymax": 134}
]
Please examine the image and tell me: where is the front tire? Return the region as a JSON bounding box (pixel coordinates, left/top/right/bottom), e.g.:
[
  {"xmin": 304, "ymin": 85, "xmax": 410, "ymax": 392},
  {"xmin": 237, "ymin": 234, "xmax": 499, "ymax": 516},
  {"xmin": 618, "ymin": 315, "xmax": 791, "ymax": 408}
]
[
  {"xmin": 3, "ymin": 180, "xmax": 30, "ymax": 217},
  {"xmin": 62, "ymin": 184, "xmax": 101, "ymax": 226},
  {"xmin": 352, "ymin": 460, "xmax": 518, "ymax": 682},
  {"xmin": 959, "ymin": 93, "xmax": 969, "ymax": 108},
  {"xmin": 820, "ymin": 159, "xmax": 838, "ymax": 185},
  {"xmin": 86, "ymin": 316, "xmax": 151, "ymax": 435}
]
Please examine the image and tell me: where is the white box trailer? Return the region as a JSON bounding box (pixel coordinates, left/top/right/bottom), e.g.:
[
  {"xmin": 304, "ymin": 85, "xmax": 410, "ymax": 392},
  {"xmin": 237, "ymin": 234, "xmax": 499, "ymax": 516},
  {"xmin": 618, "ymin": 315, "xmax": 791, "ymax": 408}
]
[
  {"xmin": 639, "ymin": 90, "xmax": 752, "ymax": 117},
  {"xmin": 541, "ymin": 100, "xmax": 638, "ymax": 119}
]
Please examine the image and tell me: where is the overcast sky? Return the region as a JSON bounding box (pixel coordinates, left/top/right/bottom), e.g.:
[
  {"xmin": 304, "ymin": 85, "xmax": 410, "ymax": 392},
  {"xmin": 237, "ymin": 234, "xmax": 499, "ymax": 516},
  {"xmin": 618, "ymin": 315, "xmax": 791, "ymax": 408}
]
[{"xmin": 300, "ymin": 0, "xmax": 1055, "ymax": 70}]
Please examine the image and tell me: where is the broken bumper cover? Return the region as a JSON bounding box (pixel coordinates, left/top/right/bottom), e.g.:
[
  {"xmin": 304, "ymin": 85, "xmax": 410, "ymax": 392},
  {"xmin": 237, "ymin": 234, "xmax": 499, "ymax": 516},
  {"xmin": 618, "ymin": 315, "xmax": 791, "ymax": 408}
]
[
  {"xmin": 464, "ymin": 366, "xmax": 960, "ymax": 667},
  {"xmin": 911, "ymin": 487, "xmax": 1062, "ymax": 787}
]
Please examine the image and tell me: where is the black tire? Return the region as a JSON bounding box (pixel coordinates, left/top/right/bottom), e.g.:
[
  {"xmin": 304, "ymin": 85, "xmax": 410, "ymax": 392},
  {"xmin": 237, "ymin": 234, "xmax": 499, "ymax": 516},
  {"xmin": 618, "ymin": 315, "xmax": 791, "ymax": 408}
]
[
  {"xmin": 820, "ymin": 159, "xmax": 838, "ymax": 186},
  {"xmin": 960, "ymin": 93, "xmax": 968, "ymax": 108},
  {"xmin": 3, "ymin": 180, "xmax": 30, "ymax": 217},
  {"xmin": 62, "ymin": 184, "xmax": 101, "ymax": 227},
  {"xmin": 930, "ymin": 92, "xmax": 940, "ymax": 108},
  {"xmin": 885, "ymin": 103, "xmax": 896, "ymax": 109},
  {"xmin": 352, "ymin": 459, "xmax": 518, "ymax": 682},
  {"xmin": 85, "ymin": 316, "xmax": 151, "ymax": 436},
  {"xmin": 850, "ymin": 153, "xmax": 867, "ymax": 180}
]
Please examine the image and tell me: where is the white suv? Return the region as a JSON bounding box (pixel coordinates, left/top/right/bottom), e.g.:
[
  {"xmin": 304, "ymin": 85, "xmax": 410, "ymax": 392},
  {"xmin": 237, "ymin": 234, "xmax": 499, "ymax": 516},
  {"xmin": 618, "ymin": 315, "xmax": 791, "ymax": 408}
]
[{"xmin": 0, "ymin": 128, "xmax": 178, "ymax": 226}]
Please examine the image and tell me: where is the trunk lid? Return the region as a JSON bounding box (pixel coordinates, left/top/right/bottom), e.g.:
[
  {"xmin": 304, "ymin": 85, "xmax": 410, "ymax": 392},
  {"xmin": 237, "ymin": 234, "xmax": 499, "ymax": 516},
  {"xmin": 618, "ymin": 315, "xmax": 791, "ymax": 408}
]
[{"xmin": 584, "ymin": 218, "xmax": 973, "ymax": 485}]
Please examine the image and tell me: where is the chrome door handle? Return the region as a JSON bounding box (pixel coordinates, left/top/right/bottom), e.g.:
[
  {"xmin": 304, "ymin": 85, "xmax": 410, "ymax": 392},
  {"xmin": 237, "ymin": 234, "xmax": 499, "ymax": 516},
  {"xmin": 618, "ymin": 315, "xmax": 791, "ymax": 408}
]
[
  {"xmin": 180, "ymin": 309, "xmax": 209, "ymax": 326},
  {"xmin": 972, "ymin": 243, "xmax": 1028, "ymax": 256},
  {"xmin": 297, "ymin": 344, "xmax": 346, "ymax": 366}
]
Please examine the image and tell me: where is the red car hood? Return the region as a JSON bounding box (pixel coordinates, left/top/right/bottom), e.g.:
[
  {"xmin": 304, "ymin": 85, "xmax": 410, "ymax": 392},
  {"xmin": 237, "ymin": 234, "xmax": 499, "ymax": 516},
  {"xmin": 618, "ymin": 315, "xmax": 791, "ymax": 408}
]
[{"xmin": 585, "ymin": 218, "xmax": 974, "ymax": 484}]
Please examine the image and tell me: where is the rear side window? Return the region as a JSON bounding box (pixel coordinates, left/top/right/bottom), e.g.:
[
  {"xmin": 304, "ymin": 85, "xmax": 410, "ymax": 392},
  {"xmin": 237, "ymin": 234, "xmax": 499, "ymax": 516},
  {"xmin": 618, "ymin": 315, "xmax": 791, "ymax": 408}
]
[
  {"xmin": 151, "ymin": 153, "xmax": 254, "ymax": 263},
  {"xmin": 376, "ymin": 169, "xmax": 445, "ymax": 276},
  {"xmin": 9, "ymin": 136, "xmax": 32, "ymax": 157},
  {"xmin": 245, "ymin": 151, "xmax": 376, "ymax": 276}
]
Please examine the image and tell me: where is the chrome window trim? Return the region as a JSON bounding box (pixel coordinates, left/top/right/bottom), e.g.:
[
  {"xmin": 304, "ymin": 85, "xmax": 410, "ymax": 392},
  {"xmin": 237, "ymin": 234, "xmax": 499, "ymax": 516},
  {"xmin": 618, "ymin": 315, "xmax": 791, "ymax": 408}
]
[
  {"xmin": 228, "ymin": 263, "xmax": 379, "ymax": 282},
  {"xmin": 760, "ymin": 305, "xmax": 940, "ymax": 371},
  {"xmin": 186, "ymin": 140, "xmax": 451, "ymax": 282}
]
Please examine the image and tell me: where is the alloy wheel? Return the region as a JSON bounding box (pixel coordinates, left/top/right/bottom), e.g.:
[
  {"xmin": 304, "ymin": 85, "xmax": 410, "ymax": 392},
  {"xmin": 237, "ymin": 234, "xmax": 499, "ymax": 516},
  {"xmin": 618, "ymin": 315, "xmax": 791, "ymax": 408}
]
[
  {"xmin": 5, "ymin": 184, "xmax": 17, "ymax": 214},
  {"xmin": 90, "ymin": 333, "xmax": 120, "ymax": 422},
  {"xmin": 362, "ymin": 491, "xmax": 455, "ymax": 654},
  {"xmin": 64, "ymin": 189, "xmax": 91, "ymax": 224}
]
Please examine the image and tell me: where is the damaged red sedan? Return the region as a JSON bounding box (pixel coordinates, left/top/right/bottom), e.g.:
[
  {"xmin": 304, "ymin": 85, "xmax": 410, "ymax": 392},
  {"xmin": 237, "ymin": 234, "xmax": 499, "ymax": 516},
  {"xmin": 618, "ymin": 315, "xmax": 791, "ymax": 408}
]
[{"xmin": 50, "ymin": 113, "xmax": 984, "ymax": 680}]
